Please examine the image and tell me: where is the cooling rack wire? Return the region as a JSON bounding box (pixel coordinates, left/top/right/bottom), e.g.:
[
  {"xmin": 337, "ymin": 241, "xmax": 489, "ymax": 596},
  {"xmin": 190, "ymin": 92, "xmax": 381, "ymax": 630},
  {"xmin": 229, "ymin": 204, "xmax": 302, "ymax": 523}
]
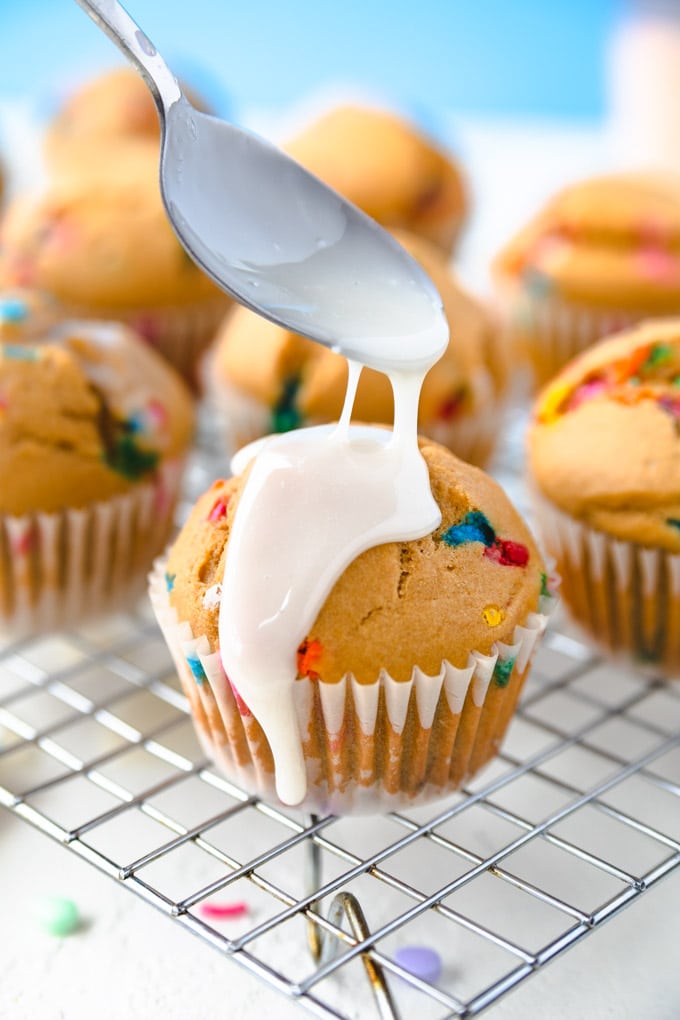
[{"xmin": 1, "ymin": 405, "xmax": 679, "ymax": 1020}]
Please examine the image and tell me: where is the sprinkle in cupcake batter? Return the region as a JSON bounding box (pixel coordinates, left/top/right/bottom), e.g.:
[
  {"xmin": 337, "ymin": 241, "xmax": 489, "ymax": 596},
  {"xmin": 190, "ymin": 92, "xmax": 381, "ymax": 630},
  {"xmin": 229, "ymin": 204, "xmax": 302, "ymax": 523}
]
[
  {"xmin": 538, "ymin": 338, "xmax": 680, "ymax": 425},
  {"xmin": 0, "ymin": 297, "xmax": 28, "ymax": 323},
  {"xmin": 440, "ymin": 510, "xmax": 530, "ymax": 567}
]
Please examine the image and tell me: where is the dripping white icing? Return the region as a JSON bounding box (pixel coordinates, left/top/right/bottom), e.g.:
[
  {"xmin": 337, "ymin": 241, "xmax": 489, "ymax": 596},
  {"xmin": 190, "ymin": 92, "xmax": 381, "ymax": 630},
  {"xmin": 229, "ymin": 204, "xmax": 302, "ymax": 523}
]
[{"xmin": 218, "ymin": 260, "xmax": 448, "ymax": 805}]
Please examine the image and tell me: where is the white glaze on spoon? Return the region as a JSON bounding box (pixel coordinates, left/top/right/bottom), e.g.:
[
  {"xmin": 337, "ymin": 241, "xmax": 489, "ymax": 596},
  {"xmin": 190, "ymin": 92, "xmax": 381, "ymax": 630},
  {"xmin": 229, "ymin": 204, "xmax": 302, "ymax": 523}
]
[{"xmin": 219, "ymin": 259, "xmax": 448, "ymax": 805}]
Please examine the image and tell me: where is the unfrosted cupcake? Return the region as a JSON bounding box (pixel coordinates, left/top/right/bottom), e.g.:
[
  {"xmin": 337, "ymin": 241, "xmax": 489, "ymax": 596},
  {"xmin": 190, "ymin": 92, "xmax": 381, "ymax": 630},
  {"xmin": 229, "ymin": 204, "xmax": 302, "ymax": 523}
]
[
  {"xmin": 150, "ymin": 436, "xmax": 555, "ymax": 814},
  {"xmin": 0, "ymin": 145, "xmax": 231, "ymax": 384},
  {"xmin": 284, "ymin": 104, "xmax": 467, "ymax": 252},
  {"xmin": 45, "ymin": 66, "xmax": 210, "ymax": 170},
  {"xmin": 527, "ymin": 319, "xmax": 680, "ymax": 675},
  {"xmin": 0, "ymin": 290, "xmax": 194, "ymax": 636},
  {"xmin": 207, "ymin": 229, "xmax": 504, "ymax": 466},
  {"xmin": 494, "ymin": 173, "xmax": 680, "ymax": 387}
]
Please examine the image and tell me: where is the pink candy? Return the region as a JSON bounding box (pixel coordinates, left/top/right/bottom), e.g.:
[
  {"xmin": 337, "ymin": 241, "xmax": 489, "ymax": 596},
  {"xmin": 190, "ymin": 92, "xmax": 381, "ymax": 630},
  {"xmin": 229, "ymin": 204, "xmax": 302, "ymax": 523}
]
[
  {"xmin": 636, "ymin": 246, "xmax": 680, "ymax": 283},
  {"xmin": 199, "ymin": 900, "xmax": 249, "ymax": 920}
]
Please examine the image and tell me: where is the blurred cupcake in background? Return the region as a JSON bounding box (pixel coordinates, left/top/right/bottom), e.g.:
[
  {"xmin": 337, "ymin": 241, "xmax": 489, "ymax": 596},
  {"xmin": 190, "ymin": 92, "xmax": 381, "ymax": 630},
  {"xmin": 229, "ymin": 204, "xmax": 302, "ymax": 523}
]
[
  {"xmin": 527, "ymin": 319, "xmax": 680, "ymax": 676},
  {"xmin": 44, "ymin": 65, "xmax": 212, "ymax": 170},
  {"xmin": 0, "ymin": 144, "xmax": 231, "ymax": 385},
  {"xmin": 0, "ymin": 289, "xmax": 194, "ymax": 637},
  {"xmin": 284, "ymin": 103, "xmax": 468, "ymax": 253},
  {"xmin": 494, "ymin": 173, "xmax": 680, "ymax": 388},
  {"xmin": 206, "ymin": 229, "xmax": 506, "ymax": 467}
]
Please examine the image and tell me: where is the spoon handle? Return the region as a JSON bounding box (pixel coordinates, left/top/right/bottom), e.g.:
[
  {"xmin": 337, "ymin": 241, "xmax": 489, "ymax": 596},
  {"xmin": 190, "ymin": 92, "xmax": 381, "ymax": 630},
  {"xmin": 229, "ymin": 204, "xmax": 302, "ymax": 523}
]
[{"xmin": 74, "ymin": 0, "xmax": 182, "ymax": 114}]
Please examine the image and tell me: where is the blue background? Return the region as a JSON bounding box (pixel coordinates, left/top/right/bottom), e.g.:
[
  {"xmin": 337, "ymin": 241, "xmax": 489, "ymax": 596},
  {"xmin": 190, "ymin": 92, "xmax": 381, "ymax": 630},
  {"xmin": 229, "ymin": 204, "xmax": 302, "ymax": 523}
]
[{"xmin": 1, "ymin": 0, "xmax": 621, "ymax": 123}]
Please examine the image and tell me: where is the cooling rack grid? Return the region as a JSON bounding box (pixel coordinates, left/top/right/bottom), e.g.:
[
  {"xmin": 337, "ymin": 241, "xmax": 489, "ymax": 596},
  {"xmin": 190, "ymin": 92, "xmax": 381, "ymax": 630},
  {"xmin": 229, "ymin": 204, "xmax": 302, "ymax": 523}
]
[{"xmin": 1, "ymin": 412, "xmax": 679, "ymax": 1020}]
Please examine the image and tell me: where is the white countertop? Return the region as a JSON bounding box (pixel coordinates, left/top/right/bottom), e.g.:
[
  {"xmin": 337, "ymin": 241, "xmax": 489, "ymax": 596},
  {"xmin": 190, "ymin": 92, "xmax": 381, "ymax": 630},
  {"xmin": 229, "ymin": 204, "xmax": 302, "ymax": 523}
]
[{"xmin": 3, "ymin": 808, "xmax": 679, "ymax": 1019}]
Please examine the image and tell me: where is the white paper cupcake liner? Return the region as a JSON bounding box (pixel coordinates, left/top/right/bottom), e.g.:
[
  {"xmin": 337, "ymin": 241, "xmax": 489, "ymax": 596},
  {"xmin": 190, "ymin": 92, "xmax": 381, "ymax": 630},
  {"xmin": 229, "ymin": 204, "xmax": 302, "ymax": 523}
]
[
  {"xmin": 0, "ymin": 459, "xmax": 185, "ymax": 639},
  {"xmin": 149, "ymin": 559, "xmax": 556, "ymax": 814},
  {"xmin": 61, "ymin": 298, "xmax": 231, "ymax": 385},
  {"xmin": 203, "ymin": 374, "xmax": 272, "ymax": 456},
  {"xmin": 421, "ymin": 399, "xmax": 504, "ymax": 468},
  {"xmin": 532, "ymin": 493, "xmax": 680, "ymax": 676},
  {"xmin": 496, "ymin": 278, "xmax": 656, "ymax": 388}
]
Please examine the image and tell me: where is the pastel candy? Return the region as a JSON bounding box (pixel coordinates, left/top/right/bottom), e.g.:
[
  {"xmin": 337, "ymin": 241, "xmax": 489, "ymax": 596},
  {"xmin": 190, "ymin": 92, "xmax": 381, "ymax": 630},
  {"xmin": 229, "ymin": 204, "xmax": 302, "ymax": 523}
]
[
  {"xmin": 394, "ymin": 945, "xmax": 442, "ymax": 984},
  {"xmin": 34, "ymin": 895, "xmax": 80, "ymax": 937}
]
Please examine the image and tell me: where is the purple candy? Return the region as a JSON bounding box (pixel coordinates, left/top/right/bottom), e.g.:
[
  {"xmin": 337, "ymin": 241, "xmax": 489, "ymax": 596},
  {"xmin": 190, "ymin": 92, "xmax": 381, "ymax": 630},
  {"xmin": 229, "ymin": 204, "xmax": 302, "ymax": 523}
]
[{"xmin": 394, "ymin": 945, "xmax": 442, "ymax": 984}]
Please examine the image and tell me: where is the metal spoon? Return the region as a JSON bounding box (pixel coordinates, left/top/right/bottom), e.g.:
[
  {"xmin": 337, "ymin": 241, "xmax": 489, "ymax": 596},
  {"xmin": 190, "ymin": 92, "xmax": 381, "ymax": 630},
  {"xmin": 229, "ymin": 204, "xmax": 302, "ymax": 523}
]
[{"xmin": 74, "ymin": 0, "xmax": 447, "ymax": 372}]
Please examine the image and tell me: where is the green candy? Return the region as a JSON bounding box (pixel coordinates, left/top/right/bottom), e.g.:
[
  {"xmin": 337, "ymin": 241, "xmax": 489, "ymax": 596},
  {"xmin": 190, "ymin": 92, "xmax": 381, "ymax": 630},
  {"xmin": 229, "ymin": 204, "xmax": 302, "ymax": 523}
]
[
  {"xmin": 493, "ymin": 656, "xmax": 516, "ymax": 688},
  {"xmin": 35, "ymin": 895, "xmax": 80, "ymax": 936},
  {"xmin": 271, "ymin": 376, "xmax": 302, "ymax": 434},
  {"xmin": 645, "ymin": 343, "xmax": 673, "ymax": 368}
]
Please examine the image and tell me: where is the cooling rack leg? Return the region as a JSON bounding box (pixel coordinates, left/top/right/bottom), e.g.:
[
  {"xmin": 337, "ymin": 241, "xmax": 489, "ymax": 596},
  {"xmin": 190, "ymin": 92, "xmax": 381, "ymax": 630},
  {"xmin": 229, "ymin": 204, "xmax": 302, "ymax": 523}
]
[{"xmin": 304, "ymin": 816, "xmax": 400, "ymax": 1020}]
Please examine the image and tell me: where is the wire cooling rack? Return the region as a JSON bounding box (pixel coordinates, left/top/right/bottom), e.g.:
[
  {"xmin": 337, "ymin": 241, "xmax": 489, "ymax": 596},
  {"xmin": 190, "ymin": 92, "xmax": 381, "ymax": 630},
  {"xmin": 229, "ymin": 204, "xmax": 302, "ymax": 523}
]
[{"xmin": 1, "ymin": 409, "xmax": 680, "ymax": 1020}]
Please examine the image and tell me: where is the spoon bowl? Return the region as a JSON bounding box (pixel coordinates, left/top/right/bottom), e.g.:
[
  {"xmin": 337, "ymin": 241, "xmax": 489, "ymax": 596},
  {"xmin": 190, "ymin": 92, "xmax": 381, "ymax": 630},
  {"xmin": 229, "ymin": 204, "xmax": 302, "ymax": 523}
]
[{"xmin": 75, "ymin": 0, "xmax": 448, "ymax": 371}]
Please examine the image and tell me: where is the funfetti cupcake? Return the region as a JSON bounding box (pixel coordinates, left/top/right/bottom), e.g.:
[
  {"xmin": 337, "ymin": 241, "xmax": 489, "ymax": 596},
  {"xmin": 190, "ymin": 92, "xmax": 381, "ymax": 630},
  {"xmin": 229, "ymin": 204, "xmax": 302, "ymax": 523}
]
[
  {"xmin": 44, "ymin": 66, "xmax": 211, "ymax": 170},
  {"xmin": 0, "ymin": 144, "xmax": 231, "ymax": 385},
  {"xmin": 0, "ymin": 290, "xmax": 194, "ymax": 636},
  {"xmin": 527, "ymin": 319, "xmax": 680, "ymax": 675},
  {"xmin": 206, "ymin": 229, "xmax": 504, "ymax": 466},
  {"xmin": 150, "ymin": 435, "xmax": 555, "ymax": 815},
  {"xmin": 494, "ymin": 173, "xmax": 680, "ymax": 388},
  {"xmin": 284, "ymin": 104, "xmax": 467, "ymax": 253}
]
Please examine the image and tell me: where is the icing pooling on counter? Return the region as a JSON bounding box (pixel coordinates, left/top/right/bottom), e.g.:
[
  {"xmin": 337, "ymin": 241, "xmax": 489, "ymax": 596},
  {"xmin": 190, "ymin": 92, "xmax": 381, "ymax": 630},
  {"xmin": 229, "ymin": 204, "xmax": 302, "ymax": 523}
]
[{"xmin": 218, "ymin": 286, "xmax": 448, "ymax": 805}]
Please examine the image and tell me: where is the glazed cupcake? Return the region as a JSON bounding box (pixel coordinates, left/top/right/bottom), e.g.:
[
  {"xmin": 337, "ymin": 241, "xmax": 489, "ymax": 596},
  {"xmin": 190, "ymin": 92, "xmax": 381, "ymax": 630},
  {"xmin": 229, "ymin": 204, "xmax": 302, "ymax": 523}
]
[
  {"xmin": 44, "ymin": 66, "xmax": 210, "ymax": 170},
  {"xmin": 150, "ymin": 435, "xmax": 555, "ymax": 814},
  {"xmin": 0, "ymin": 290, "xmax": 194, "ymax": 636},
  {"xmin": 527, "ymin": 319, "xmax": 680, "ymax": 675},
  {"xmin": 284, "ymin": 104, "xmax": 467, "ymax": 253},
  {"xmin": 0, "ymin": 145, "xmax": 231, "ymax": 384},
  {"xmin": 207, "ymin": 229, "xmax": 504, "ymax": 466},
  {"xmin": 494, "ymin": 173, "xmax": 680, "ymax": 387}
]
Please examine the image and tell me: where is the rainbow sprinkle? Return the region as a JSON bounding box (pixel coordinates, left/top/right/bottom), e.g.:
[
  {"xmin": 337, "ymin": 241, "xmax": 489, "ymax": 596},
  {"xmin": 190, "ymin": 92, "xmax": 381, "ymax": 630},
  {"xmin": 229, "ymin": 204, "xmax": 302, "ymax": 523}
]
[
  {"xmin": 440, "ymin": 511, "xmax": 529, "ymax": 568},
  {"xmin": 186, "ymin": 654, "xmax": 207, "ymax": 685},
  {"xmin": 229, "ymin": 678, "xmax": 252, "ymax": 716},
  {"xmin": 2, "ymin": 343, "xmax": 39, "ymax": 361},
  {"xmin": 297, "ymin": 638, "xmax": 323, "ymax": 679},
  {"xmin": 539, "ymin": 341, "xmax": 680, "ymax": 425},
  {"xmin": 437, "ymin": 387, "xmax": 466, "ymax": 422},
  {"xmin": 493, "ymin": 655, "xmax": 516, "ymax": 687},
  {"xmin": 0, "ymin": 297, "xmax": 28, "ymax": 323},
  {"xmin": 271, "ymin": 376, "xmax": 302, "ymax": 433},
  {"xmin": 103, "ymin": 431, "xmax": 159, "ymax": 480},
  {"xmin": 482, "ymin": 605, "xmax": 505, "ymax": 627},
  {"xmin": 207, "ymin": 496, "xmax": 229, "ymax": 523},
  {"xmin": 199, "ymin": 901, "xmax": 248, "ymax": 920},
  {"xmin": 441, "ymin": 511, "xmax": 495, "ymax": 548}
]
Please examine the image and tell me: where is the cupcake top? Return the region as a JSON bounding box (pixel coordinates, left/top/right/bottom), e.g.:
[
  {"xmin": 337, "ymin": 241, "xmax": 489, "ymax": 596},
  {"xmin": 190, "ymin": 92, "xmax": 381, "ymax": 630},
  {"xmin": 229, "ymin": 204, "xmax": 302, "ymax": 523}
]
[
  {"xmin": 0, "ymin": 145, "xmax": 227, "ymax": 311},
  {"xmin": 0, "ymin": 292, "xmax": 194, "ymax": 515},
  {"xmin": 0, "ymin": 289, "xmax": 59, "ymax": 340},
  {"xmin": 284, "ymin": 104, "xmax": 467, "ymax": 252},
  {"xmin": 45, "ymin": 66, "xmax": 210, "ymax": 168},
  {"xmin": 528, "ymin": 319, "xmax": 680, "ymax": 551},
  {"xmin": 166, "ymin": 437, "xmax": 546, "ymax": 683},
  {"xmin": 495, "ymin": 173, "xmax": 680, "ymax": 310},
  {"xmin": 210, "ymin": 229, "xmax": 499, "ymax": 432}
]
